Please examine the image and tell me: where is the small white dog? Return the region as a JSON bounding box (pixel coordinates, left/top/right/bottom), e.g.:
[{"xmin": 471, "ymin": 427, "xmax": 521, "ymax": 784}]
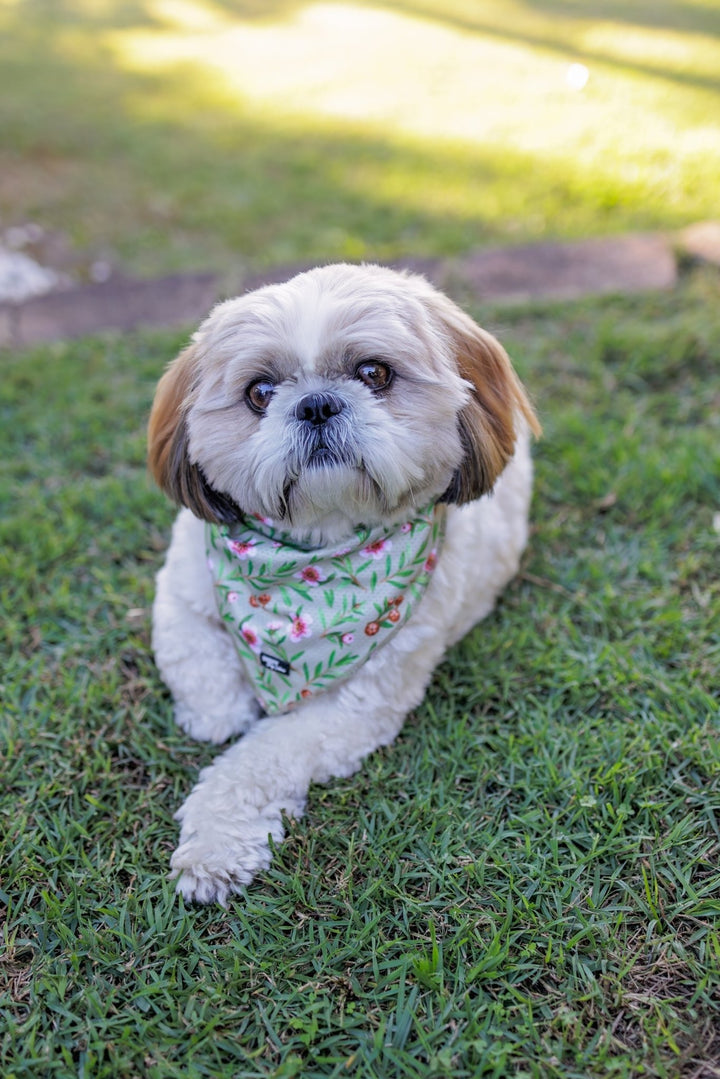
[{"xmin": 148, "ymin": 263, "xmax": 539, "ymax": 904}]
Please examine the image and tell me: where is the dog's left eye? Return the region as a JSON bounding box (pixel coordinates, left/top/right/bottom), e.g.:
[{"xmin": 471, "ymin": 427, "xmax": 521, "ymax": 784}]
[
  {"xmin": 246, "ymin": 379, "xmax": 276, "ymax": 413},
  {"xmin": 354, "ymin": 361, "xmax": 393, "ymax": 391}
]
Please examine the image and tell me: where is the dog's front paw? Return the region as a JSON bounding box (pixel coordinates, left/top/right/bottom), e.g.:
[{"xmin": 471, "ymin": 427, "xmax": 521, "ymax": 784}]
[
  {"xmin": 174, "ymin": 699, "xmax": 261, "ymax": 745},
  {"xmin": 169, "ymin": 812, "xmax": 283, "ymax": 905},
  {"xmin": 169, "ymin": 783, "xmax": 306, "ymax": 903}
]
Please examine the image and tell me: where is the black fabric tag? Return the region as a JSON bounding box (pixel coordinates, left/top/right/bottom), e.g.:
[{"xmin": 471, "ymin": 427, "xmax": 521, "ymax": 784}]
[{"xmin": 260, "ymin": 652, "xmax": 291, "ymax": 676}]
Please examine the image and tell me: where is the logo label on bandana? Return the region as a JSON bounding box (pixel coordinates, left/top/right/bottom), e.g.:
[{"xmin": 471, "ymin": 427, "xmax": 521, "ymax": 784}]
[
  {"xmin": 259, "ymin": 653, "xmax": 291, "ymax": 676},
  {"xmin": 206, "ymin": 504, "xmax": 445, "ymax": 714}
]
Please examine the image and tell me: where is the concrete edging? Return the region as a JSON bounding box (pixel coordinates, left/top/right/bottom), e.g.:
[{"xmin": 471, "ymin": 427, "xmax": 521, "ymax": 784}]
[{"xmin": 1, "ymin": 225, "xmax": 717, "ymax": 349}]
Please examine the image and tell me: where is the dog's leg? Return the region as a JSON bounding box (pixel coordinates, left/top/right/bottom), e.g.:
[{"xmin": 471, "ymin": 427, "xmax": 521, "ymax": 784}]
[
  {"xmin": 169, "ymin": 619, "xmax": 447, "ymax": 904},
  {"xmin": 153, "ymin": 510, "xmax": 260, "ymax": 744}
]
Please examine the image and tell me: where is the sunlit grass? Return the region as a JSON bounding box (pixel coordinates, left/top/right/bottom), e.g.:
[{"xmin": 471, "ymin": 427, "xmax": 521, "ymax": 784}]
[
  {"xmin": 0, "ymin": 0, "xmax": 718, "ymax": 275},
  {"xmin": 111, "ymin": 0, "xmax": 720, "ymax": 153},
  {"xmin": 109, "ymin": 0, "xmax": 720, "ymax": 223}
]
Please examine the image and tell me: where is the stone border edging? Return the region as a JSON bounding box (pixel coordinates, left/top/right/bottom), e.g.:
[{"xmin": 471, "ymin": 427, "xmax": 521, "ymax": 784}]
[{"xmin": 1, "ymin": 224, "xmax": 717, "ymax": 349}]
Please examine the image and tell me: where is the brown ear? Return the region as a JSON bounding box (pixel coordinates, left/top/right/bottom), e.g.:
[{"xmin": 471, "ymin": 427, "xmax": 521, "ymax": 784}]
[
  {"xmin": 430, "ymin": 296, "xmax": 540, "ymax": 504},
  {"xmin": 147, "ymin": 344, "xmax": 241, "ymax": 524}
]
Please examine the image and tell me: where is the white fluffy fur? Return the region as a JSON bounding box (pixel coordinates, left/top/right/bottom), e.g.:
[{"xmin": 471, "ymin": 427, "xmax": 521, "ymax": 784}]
[{"xmin": 149, "ymin": 263, "xmax": 537, "ymax": 905}]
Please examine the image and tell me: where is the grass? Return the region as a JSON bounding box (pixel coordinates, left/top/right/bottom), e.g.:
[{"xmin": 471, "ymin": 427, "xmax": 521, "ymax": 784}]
[
  {"xmin": 1, "ymin": 267, "xmax": 719, "ymax": 1077},
  {"xmin": 1, "ymin": 0, "xmax": 719, "ymax": 278}
]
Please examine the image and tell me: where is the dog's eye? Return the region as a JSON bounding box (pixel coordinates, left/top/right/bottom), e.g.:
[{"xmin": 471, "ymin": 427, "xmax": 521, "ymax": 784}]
[
  {"xmin": 246, "ymin": 379, "xmax": 276, "ymax": 414},
  {"xmin": 354, "ymin": 361, "xmax": 393, "ymax": 391}
]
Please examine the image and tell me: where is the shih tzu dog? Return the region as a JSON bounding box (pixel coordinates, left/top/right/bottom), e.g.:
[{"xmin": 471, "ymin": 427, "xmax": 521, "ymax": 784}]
[{"xmin": 148, "ymin": 262, "xmax": 540, "ymax": 904}]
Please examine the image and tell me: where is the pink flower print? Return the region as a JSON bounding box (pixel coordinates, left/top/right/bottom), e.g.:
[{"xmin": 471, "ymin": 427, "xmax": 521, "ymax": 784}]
[
  {"xmin": 289, "ymin": 613, "xmax": 313, "ymax": 642},
  {"xmin": 227, "ymin": 591, "xmax": 239, "ymax": 603},
  {"xmin": 424, "ymin": 548, "xmax": 438, "ymax": 572},
  {"xmin": 295, "ymin": 565, "xmax": 326, "ymax": 587},
  {"xmin": 267, "ymin": 620, "xmax": 284, "ymax": 633},
  {"xmin": 400, "ymin": 522, "xmax": 412, "ymax": 534},
  {"xmin": 253, "ymin": 513, "xmax": 274, "ymax": 527},
  {"xmin": 362, "ymin": 538, "xmax": 392, "ymax": 559},
  {"xmin": 227, "ymin": 538, "xmax": 256, "ymax": 559},
  {"xmin": 241, "ymin": 625, "xmax": 261, "ymax": 653},
  {"xmin": 341, "ymin": 632, "xmax": 355, "ymax": 645}
]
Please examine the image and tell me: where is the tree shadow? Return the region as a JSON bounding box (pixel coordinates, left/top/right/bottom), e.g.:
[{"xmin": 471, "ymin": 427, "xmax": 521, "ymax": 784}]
[
  {"xmin": 520, "ymin": 0, "xmax": 720, "ymax": 37},
  {"xmin": 21, "ymin": 0, "xmax": 307, "ymax": 28},
  {"xmin": 376, "ymin": 0, "xmax": 720, "ymax": 95},
  {"xmin": 378, "ymin": 0, "xmax": 720, "ymax": 40}
]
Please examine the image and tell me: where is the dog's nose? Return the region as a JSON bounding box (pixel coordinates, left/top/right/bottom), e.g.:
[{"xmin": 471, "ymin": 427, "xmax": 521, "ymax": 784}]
[{"xmin": 294, "ymin": 392, "xmax": 344, "ymax": 426}]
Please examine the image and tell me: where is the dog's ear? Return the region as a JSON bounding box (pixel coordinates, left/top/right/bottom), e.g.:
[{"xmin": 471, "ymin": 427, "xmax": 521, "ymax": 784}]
[
  {"xmin": 147, "ymin": 344, "xmax": 241, "ymax": 524},
  {"xmin": 426, "ymin": 293, "xmax": 541, "ymax": 504}
]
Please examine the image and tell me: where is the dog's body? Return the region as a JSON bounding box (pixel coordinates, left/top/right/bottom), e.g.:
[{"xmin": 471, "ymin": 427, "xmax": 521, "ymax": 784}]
[{"xmin": 148, "ymin": 264, "xmax": 539, "ymax": 904}]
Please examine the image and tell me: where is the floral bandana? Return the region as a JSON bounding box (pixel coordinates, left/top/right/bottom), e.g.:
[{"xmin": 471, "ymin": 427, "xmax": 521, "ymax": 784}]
[{"xmin": 205, "ymin": 504, "xmax": 446, "ymax": 714}]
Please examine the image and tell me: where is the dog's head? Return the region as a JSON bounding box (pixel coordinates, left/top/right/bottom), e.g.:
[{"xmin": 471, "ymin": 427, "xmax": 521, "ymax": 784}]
[{"xmin": 148, "ymin": 264, "xmax": 539, "ymax": 541}]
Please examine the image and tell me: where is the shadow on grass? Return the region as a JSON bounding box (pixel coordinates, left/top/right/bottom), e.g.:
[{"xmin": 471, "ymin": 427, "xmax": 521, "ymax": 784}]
[{"xmin": 385, "ymin": 0, "xmax": 720, "ymax": 93}]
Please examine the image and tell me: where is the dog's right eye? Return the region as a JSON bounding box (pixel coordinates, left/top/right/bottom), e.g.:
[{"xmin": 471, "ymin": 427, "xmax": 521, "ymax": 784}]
[{"xmin": 246, "ymin": 379, "xmax": 276, "ymax": 414}]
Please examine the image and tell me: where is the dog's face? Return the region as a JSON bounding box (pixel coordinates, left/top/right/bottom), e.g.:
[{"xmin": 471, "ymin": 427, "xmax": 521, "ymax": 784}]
[{"xmin": 148, "ymin": 264, "xmax": 538, "ymax": 541}]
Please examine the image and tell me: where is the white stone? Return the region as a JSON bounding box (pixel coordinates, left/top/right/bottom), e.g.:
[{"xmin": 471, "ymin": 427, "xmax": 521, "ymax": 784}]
[{"xmin": 0, "ymin": 246, "xmax": 59, "ymax": 303}]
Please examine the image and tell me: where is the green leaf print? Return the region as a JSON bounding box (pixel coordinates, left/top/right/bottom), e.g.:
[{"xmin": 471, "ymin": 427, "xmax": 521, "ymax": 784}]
[{"xmin": 207, "ymin": 503, "xmax": 446, "ymax": 713}]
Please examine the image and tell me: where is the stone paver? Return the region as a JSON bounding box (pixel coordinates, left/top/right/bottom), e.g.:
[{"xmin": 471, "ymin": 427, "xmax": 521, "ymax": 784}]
[
  {"xmin": 0, "ymin": 226, "xmax": 713, "ymax": 348},
  {"xmin": 450, "ymin": 233, "xmax": 677, "ymax": 302},
  {"xmin": 678, "ymin": 221, "xmax": 720, "ymax": 267},
  {"xmin": 0, "ymin": 272, "xmax": 218, "ymax": 348}
]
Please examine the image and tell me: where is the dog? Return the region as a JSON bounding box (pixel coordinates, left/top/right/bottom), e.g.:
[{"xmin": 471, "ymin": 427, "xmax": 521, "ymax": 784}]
[{"xmin": 147, "ymin": 262, "xmax": 540, "ymax": 904}]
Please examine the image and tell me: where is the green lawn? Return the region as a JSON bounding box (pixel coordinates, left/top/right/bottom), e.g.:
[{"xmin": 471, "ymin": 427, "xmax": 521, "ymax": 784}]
[
  {"xmin": 1, "ymin": 0, "xmax": 719, "ymax": 278},
  {"xmin": 1, "ymin": 269, "xmax": 719, "ymax": 1077}
]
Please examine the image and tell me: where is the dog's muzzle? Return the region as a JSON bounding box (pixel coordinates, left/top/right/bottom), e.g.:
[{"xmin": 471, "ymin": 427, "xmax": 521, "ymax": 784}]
[{"xmin": 292, "ymin": 392, "xmax": 352, "ymax": 468}]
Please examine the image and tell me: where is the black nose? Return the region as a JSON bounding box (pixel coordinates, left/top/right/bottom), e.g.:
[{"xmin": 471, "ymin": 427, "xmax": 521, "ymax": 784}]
[{"xmin": 294, "ymin": 392, "xmax": 344, "ymax": 426}]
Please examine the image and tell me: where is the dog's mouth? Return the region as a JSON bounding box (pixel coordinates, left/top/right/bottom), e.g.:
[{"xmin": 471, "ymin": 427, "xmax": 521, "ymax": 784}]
[
  {"xmin": 307, "ymin": 442, "xmax": 341, "ymax": 468},
  {"xmin": 296, "ymin": 419, "xmax": 356, "ymax": 471}
]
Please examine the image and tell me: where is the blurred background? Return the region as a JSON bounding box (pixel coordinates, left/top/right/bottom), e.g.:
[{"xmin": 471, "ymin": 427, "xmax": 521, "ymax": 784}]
[{"xmin": 1, "ymin": 0, "xmax": 719, "ymax": 289}]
